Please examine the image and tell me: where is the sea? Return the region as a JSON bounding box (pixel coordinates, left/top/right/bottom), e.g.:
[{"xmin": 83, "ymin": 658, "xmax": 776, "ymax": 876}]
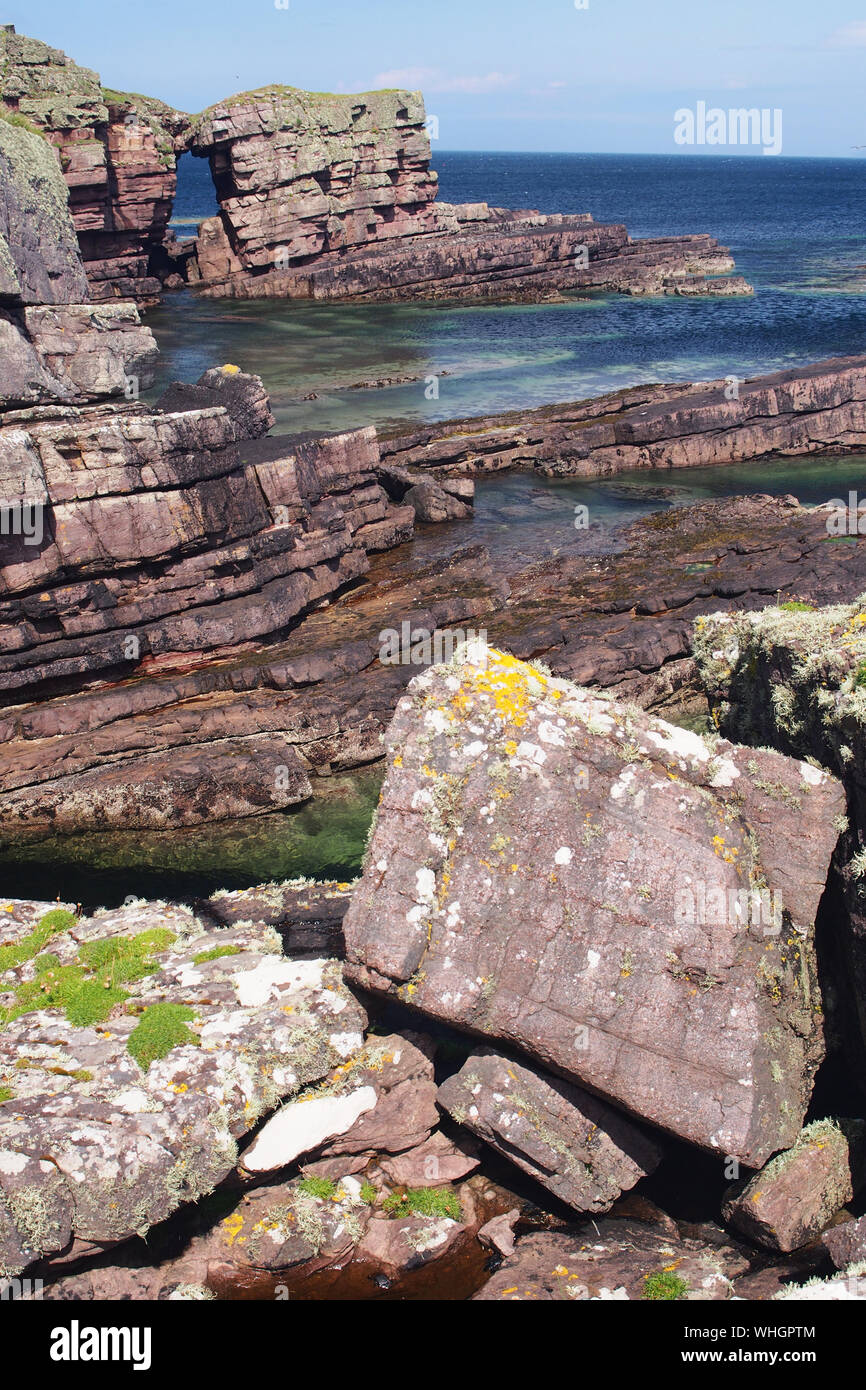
[{"xmin": 148, "ymin": 150, "xmax": 866, "ymax": 437}]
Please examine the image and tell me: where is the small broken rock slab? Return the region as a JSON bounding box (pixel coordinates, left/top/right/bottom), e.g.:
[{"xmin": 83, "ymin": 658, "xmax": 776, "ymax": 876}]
[
  {"xmin": 473, "ymin": 1221, "xmax": 749, "ymax": 1301},
  {"xmin": 344, "ymin": 651, "xmax": 843, "ymax": 1165},
  {"xmin": 0, "ymin": 899, "xmax": 365, "ymax": 1275},
  {"xmin": 723, "ymin": 1119, "xmax": 866, "ymax": 1253},
  {"xmin": 240, "ymin": 1032, "xmax": 437, "ymax": 1174},
  {"xmin": 378, "ymin": 1129, "xmax": 481, "ymax": 1187},
  {"xmin": 438, "ymin": 1048, "xmax": 661, "ymax": 1213}
]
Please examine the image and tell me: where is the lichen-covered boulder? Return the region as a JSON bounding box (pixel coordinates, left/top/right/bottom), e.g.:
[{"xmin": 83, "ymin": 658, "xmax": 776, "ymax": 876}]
[
  {"xmin": 438, "ymin": 1048, "xmax": 660, "ymax": 1213},
  {"xmin": 0, "ymin": 899, "xmax": 366, "ymax": 1276},
  {"xmin": 723, "ymin": 1119, "xmax": 866, "ymax": 1252},
  {"xmin": 344, "ymin": 649, "xmax": 844, "ymax": 1165}
]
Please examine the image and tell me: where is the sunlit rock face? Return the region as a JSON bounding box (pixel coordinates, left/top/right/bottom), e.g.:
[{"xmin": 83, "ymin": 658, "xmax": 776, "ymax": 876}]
[{"xmin": 344, "ymin": 649, "xmax": 844, "ymax": 1166}]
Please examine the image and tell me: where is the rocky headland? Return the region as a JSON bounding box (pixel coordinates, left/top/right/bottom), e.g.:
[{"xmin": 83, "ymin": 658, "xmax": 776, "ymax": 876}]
[
  {"xmin": 0, "ymin": 26, "xmax": 752, "ymax": 307},
  {"xmin": 2, "ymin": 26, "xmax": 866, "ymax": 1305}
]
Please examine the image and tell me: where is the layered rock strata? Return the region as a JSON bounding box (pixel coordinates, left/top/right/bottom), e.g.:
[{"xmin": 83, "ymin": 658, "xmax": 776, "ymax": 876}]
[
  {"xmin": 1, "ymin": 28, "xmax": 752, "ymax": 306},
  {"xmin": 0, "ymin": 27, "xmax": 187, "ymax": 304},
  {"xmin": 381, "ymin": 356, "xmax": 866, "ymax": 478},
  {"xmin": 0, "ymin": 118, "xmax": 157, "ymax": 409}
]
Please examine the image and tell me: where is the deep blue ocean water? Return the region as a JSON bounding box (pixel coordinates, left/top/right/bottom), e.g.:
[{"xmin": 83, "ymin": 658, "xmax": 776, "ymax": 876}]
[{"xmin": 152, "ymin": 151, "xmax": 866, "ymax": 436}]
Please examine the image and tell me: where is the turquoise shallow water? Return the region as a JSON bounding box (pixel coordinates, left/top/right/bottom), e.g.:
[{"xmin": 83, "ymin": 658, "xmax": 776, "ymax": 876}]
[{"xmin": 148, "ymin": 152, "xmax": 866, "ymax": 436}]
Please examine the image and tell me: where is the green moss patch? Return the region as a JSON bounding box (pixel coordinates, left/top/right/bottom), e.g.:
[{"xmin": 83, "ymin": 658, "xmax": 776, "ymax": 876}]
[
  {"xmin": 127, "ymin": 1003, "xmax": 198, "ymax": 1071},
  {"xmin": 297, "ymin": 1176, "xmax": 337, "ymax": 1200},
  {"xmin": 382, "ymin": 1186, "xmax": 461, "ymax": 1221},
  {"xmin": 0, "ymin": 922, "xmax": 177, "ymax": 1032},
  {"xmin": 643, "ymin": 1270, "xmax": 689, "ymax": 1300},
  {"xmin": 0, "ymin": 908, "xmax": 77, "ymax": 974},
  {"xmin": 192, "ymin": 944, "xmax": 241, "ymax": 965}
]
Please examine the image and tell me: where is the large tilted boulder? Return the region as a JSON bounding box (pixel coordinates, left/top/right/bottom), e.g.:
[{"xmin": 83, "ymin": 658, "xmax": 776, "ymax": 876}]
[
  {"xmin": 344, "ymin": 649, "xmax": 844, "ymax": 1165},
  {"xmin": 438, "ymin": 1048, "xmax": 660, "ymax": 1213},
  {"xmin": 0, "ymin": 898, "xmax": 366, "ymax": 1276}
]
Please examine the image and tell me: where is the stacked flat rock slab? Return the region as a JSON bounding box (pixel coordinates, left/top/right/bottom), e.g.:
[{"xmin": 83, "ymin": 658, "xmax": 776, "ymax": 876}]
[
  {"xmin": 189, "ymin": 88, "xmax": 439, "ymax": 277},
  {"xmin": 438, "ymin": 1048, "xmax": 661, "ymax": 1212},
  {"xmin": 0, "ymin": 28, "xmax": 187, "ymax": 304},
  {"xmin": 187, "ymin": 86, "xmax": 748, "ymax": 303},
  {"xmin": 0, "ymin": 118, "xmax": 157, "ymax": 409},
  {"xmin": 344, "ymin": 649, "xmax": 845, "ymax": 1165},
  {"xmin": 0, "ymin": 369, "xmax": 416, "ymax": 833},
  {"xmin": 0, "ymin": 898, "xmax": 367, "ymax": 1276},
  {"xmin": 380, "ymin": 356, "xmax": 866, "ymax": 478}
]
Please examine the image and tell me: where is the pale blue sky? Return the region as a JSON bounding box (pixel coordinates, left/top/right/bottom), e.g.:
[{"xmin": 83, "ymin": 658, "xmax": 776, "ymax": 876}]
[{"xmin": 7, "ymin": 0, "xmax": 866, "ymax": 155}]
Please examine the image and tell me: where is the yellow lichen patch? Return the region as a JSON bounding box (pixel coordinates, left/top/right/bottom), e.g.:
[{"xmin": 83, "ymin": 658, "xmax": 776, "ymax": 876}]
[
  {"xmin": 221, "ymin": 1211, "xmax": 244, "ymax": 1247},
  {"xmin": 449, "ymin": 650, "xmax": 550, "ymax": 730},
  {"xmin": 220, "ymin": 363, "xmax": 241, "ymax": 375},
  {"xmin": 711, "ymin": 835, "xmax": 739, "ymax": 864}
]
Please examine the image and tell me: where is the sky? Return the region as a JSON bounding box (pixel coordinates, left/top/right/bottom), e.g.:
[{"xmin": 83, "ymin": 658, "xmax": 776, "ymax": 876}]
[{"xmin": 6, "ymin": 0, "xmax": 866, "ymax": 156}]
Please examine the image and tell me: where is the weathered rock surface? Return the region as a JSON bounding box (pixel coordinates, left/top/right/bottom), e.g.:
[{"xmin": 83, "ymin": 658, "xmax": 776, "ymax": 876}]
[
  {"xmin": 822, "ymin": 1213, "xmax": 866, "ymax": 1269},
  {"xmin": 722, "ymin": 1119, "xmax": 866, "ymax": 1252},
  {"xmin": 377, "ymin": 1129, "xmax": 481, "ymax": 1187},
  {"xmin": 381, "ymin": 356, "xmax": 866, "ymax": 479},
  {"xmin": 438, "ymin": 1048, "xmax": 660, "ymax": 1212},
  {"xmin": 198, "ymin": 879, "xmax": 353, "ymax": 959},
  {"xmin": 239, "ymin": 1033, "xmax": 438, "ymax": 1174},
  {"xmin": 0, "ymin": 897, "xmax": 366, "ymax": 1276},
  {"xmin": 473, "ymin": 1221, "xmax": 749, "ymax": 1300},
  {"xmin": 0, "ymin": 117, "xmax": 87, "ymax": 304},
  {"xmin": 0, "ymin": 116, "xmax": 157, "ymax": 409},
  {"xmin": 344, "ymin": 649, "xmax": 844, "ymax": 1164}
]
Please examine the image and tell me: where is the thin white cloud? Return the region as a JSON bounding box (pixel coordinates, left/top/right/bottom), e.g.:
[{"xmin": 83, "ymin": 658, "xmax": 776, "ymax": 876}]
[
  {"xmin": 372, "ymin": 67, "xmax": 517, "ymax": 94},
  {"xmin": 825, "ymin": 21, "xmax": 866, "ymax": 47}
]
